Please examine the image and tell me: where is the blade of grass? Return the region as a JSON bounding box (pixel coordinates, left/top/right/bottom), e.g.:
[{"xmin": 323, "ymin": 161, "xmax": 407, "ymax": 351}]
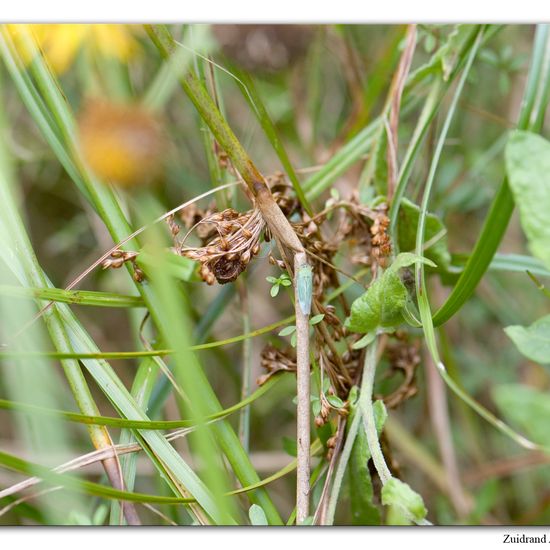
[
  {"xmin": 232, "ymin": 67, "xmax": 314, "ymax": 216},
  {"xmin": 433, "ymin": 24, "xmax": 550, "ymax": 326},
  {"xmin": 0, "ymin": 375, "xmax": 282, "ymax": 430},
  {"xmin": 3, "ymin": 26, "xmax": 283, "ymax": 525},
  {"xmin": 0, "ymin": 285, "xmax": 144, "ymax": 308},
  {"xmin": 414, "ymin": 29, "xmax": 550, "ymax": 454}
]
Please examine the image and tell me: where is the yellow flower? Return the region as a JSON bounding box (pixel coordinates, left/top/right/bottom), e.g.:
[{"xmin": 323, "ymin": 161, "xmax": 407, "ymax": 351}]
[
  {"xmin": 77, "ymin": 99, "xmax": 165, "ymax": 188},
  {"xmin": 5, "ymin": 24, "xmax": 140, "ymax": 74}
]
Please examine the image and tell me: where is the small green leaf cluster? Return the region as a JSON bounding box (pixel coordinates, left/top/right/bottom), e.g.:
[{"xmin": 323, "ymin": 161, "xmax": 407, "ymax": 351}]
[
  {"xmin": 266, "ymin": 273, "xmax": 292, "ymax": 297},
  {"xmin": 278, "ymin": 314, "xmax": 324, "ymax": 347}
]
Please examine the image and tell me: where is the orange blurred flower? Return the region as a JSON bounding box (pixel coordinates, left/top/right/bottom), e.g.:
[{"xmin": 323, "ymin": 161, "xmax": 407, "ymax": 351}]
[{"xmin": 77, "ymin": 99, "xmax": 164, "ymax": 188}]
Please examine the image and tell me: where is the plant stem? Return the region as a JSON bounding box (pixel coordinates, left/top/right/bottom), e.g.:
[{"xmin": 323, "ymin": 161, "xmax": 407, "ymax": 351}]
[
  {"xmin": 294, "ymin": 251, "xmax": 311, "ymax": 524},
  {"xmin": 146, "ymin": 24, "xmax": 313, "ymax": 523},
  {"xmin": 359, "ymin": 340, "xmax": 392, "ymax": 485}
]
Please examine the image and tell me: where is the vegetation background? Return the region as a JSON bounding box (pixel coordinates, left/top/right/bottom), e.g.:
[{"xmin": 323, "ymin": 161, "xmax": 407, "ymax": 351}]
[{"xmin": 0, "ymin": 23, "xmax": 550, "ymax": 526}]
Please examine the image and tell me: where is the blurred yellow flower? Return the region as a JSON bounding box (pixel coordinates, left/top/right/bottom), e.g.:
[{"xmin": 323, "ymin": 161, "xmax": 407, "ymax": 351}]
[
  {"xmin": 6, "ymin": 24, "xmax": 140, "ymax": 74},
  {"xmin": 77, "ymin": 98, "xmax": 165, "ymax": 188}
]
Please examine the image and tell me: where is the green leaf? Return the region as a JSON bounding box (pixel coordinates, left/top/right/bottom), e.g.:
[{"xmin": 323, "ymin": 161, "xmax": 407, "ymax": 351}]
[
  {"xmin": 505, "ymin": 131, "xmax": 550, "ymax": 270},
  {"xmin": 327, "ymin": 395, "xmax": 345, "ymax": 409},
  {"xmin": 266, "ymin": 276, "xmax": 278, "ymax": 284},
  {"xmin": 373, "ymin": 400, "xmax": 388, "ymax": 435},
  {"xmin": 352, "ymin": 333, "xmax": 376, "ymax": 350},
  {"xmin": 493, "ymin": 384, "xmax": 550, "ymax": 446},
  {"xmin": 270, "ymin": 284, "xmax": 280, "ymax": 298},
  {"xmin": 312, "ymin": 397, "xmax": 321, "ymax": 417},
  {"xmin": 388, "ymin": 251, "xmax": 437, "ymax": 273},
  {"xmin": 278, "ymin": 325, "xmax": 296, "ymax": 337},
  {"xmin": 248, "ymin": 504, "xmax": 269, "ymax": 526},
  {"xmin": 381, "ymin": 478, "xmax": 427, "ymax": 522},
  {"xmin": 345, "ymin": 271, "xmax": 407, "ymax": 333},
  {"xmin": 280, "ymin": 278, "xmax": 292, "ymax": 287},
  {"xmin": 505, "ymin": 314, "xmax": 550, "ymax": 364},
  {"xmin": 397, "ymin": 198, "xmax": 450, "ymax": 270},
  {"xmin": 309, "ymin": 314, "xmax": 325, "ymax": 325}
]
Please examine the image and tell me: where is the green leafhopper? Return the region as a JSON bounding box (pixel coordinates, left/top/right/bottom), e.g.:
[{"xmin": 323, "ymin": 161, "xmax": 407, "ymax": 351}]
[{"xmin": 297, "ymin": 265, "xmax": 313, "ymax": 316}]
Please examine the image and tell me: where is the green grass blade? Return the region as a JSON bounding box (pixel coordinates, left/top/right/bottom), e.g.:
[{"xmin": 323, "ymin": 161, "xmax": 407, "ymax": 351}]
[
  {"xmin": 233, "ymin": 68, "xmax": 313, "ymax": 216},
  {"xmin": 0, "ymin": 285, "xmax": 145, "ymax": 308},
  {"xmin": 433, "ymin": 24, "xmax": 550, "ymax": 326},
  {"xmin": 0, "ymin": 375, "xmax": 281, "ymax": 429}
]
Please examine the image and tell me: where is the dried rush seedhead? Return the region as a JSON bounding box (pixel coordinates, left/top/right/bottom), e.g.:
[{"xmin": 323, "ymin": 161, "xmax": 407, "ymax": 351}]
[{"xmin": 180, "ymin": 207, "xmax": 264, "ymax": 285}]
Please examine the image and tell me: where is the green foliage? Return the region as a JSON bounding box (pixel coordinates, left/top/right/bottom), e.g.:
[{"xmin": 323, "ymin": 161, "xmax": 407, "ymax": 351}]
[
  {"xmin": 345, "ymin": 253, "xmax": 435, "ymax": 333},
  {"xmin": 493, "ymin": 384, "xmax": 550, "ymax": 446},
  {"xmin": 248, "ymin": 504, "xmax": 269, "ymax": 526},
  {"xmin": 0, "ymin": 21, "xmax": 549, "ymax": 527},
  {"xmin": 381, "ymin": 478, "xmax": 427, "ymax": 523},
  {"xmin": 505, "ymin": 131, "xmax": 550, "ymax": 271},
  {"xmin": 397, "ymin": 198, "xmax": 451, "ymax": 271},
  {"xmin": 267, "ymin": 273, "xmax": 292, "ymax": 297},
  {"xmin": 505, "ymin": 314, "xmax": 550, "ymax": 364}
]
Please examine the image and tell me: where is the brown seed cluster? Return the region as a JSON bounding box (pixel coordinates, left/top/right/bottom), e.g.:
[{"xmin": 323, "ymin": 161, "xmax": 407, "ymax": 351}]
[
  {"xmin": 180, "ymin": 207, "xmax": 264, "ymax": 285},
  {"xmin": 101, "ymin": 249, "xmax": 144, "ymax": 282},
  {"xmin": 370, "ymin": 203, "xmax": 392, "ymax": 267},
  {"xmin": 258, "ymin": 344, "xmax": 297, "ymax": 386}
]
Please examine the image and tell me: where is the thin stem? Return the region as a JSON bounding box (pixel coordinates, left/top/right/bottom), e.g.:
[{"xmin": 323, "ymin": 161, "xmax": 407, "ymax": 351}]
[
  {"xmin": 324, "ymin": 403, "xmax": 362, "ymax": 525},
  {"xmin": 294, "ymin": 252, "xmax": 311, "ymax": 524},
  {"xmin": 359, "ymin": 340, "xmax": 392, "ymax": 485}
]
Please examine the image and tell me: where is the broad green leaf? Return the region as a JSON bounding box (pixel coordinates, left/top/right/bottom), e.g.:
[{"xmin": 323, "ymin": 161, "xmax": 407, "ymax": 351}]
[
  {"xmin": 493, "ymin": 384, "xmax": 550, "ymax": 446},
  {"xmin": 345, "ymin": 272, "xmax": 407, "ymax": 333},
  {"xmin": 381, "ymin": 478, "xmax": 427, "ymax": 522},
  {"xmin": 505, "ymin": 131, "xmax": 550, "ymax": 270},
  {"xmin": 505, "ymin": 314, "xmax": 550, "ymax": 364},
  {"xmin": 248, "ymin": 504, "xmax": 269, "ymax": 526},
  {"xmin": 397, "ymin": 198, "xmax": 450, "ymax": 270}
]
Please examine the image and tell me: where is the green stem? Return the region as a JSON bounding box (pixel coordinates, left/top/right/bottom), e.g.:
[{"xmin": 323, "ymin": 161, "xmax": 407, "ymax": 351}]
[{"xmin": 359, "ymin": 340, "xmax": 392, "ymax": 485}]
